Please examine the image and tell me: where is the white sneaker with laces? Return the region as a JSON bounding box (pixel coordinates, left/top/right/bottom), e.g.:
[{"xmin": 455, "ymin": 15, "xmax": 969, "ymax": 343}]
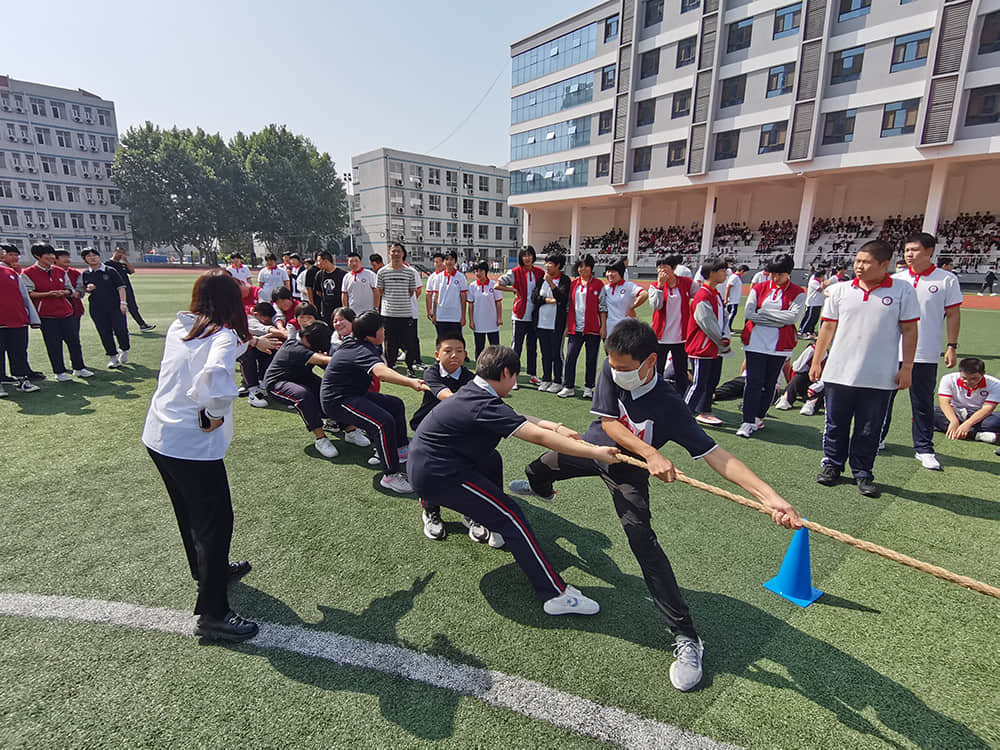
[
  {"xmin": 537, "ymin": 380, "xmax": 551, "ymax": 391},
  {"xmin": 669, "ymin": 636, "xmax": 704, "ymax": 691},
  {"xmin": 736, "ymin": 422, "xmax": 756, "ymax": 438},
  {"xmin": 343, "ymin": 429, "xmax": 371, "ymax": 447},
  {"xmin": 56, "ymin": 372, "xmax": 73, "ymax": 382},
  {"xmin": 117, "ymin": 349, "xmax": 129, "ymax": 364},
  {"xmin": 546, "ymin": 382, "xmax": 562, "ymax": 393},
  {"xmin": 421, "ymin": 510, "xmax": 446, "ymax": 540},
  {"xmin": 800, "ymin": 399, "xmax": 817, "ymax": 416},
  {"xmin": 754, "ymin": 417, "xmax": 765, "ymax": 430},
  {"xmin": 368, "ymin": 454, "xmax": 382, "ymax": 466},
  {"xmin": 380, "ymin": 472, "xmax": 413, "ymax": 493},
  {"xmin": 557, "ymin": 386, "xmax": 574, "ymax": 398},
  {"xmin": 247, "ymin": 389, "xmax": 268, "ymax": 408},
  {"xmin": 915, "ymin": 452, "xmax": 942, "ymax": 471},
  {"xmin": 17, "ymin": 379, "xmax": 40, "ymax": 393},
  {"xmin": 73, "ymin": 368, "xmax": 94, "ymax": 378},
  {"xmin": 774, "ymin": 395, "xmax": 792, "ymax": 410},
  {"xmin": 487, "ymin": 531, "xmax": 505, "ymax": 549},
  {"xmin": 508, "ymin": 479, "xmax": 556, "ymax": 502},
  {"xmin": 462, "ymin": 516, "xmax": 491, "ymax": 543},
  {"xmin": 974, "ymin": 431, "xmax": 998, "ymax": 444},
  {"xmin": 543, "ymin": 585, "xmax": 599, "ymax": 616},
  {"xmin": 582, "ymin": 387, "xmax": 594, "ymax": 398},
  {"xmin": 314, "ymin": 436, "xmax": 339, "ymax": 458},
  {"xmin": 107, "ymin": 355, "xmax": 121, "ymax": 369}
]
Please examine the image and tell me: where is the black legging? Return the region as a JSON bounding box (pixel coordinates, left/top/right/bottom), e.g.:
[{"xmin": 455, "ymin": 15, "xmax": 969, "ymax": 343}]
[
  {"xmin": 537, "ymin": 327, "xmax": 564, "ymax": 383},
  {"xmin": 743, "ymin": 351, "xmax": 786, "ymax": 423},
  {"xmin": 656, "ymin": 342, "xmax": 688, "ymax": 396},
  {"xmin": 511, "ymin": 319, "xmax": 538, "ymax": 377}
]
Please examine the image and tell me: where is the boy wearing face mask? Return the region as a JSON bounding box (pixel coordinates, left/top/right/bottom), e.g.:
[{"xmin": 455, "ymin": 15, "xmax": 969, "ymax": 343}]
[{"xmin": 512, "ymin": 319, "xmax": 802, "ymax": 693}]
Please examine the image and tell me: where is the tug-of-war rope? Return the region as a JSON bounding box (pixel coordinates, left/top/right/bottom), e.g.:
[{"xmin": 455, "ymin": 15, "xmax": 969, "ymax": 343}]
[{"xmin": 600, "ymin": 449, "xmax": 1000, "ymax": 601}]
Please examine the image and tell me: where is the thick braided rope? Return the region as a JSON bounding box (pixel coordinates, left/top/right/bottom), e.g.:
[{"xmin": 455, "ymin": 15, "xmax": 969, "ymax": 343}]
[{"xmin": 608, "ymin": 452, "xmax": 1000, "ymax": 601}]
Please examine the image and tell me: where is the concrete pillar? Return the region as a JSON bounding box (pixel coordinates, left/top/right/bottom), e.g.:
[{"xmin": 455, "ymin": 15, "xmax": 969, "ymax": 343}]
[
  {"xmin": 923, "ymin": 161, "xmax": 950, "ymax": 236},
  {"xmin": 794, "ymin": 177, "xmax": 819, "ymax": 268},
  {"xmin": 570, "ymin": 204, "xmax": 581, "ymax": 261},
  {"xmin": 700, "ymin": 185, "xmax": 718, "ymax": 260},
  {"xmin": 627, "ymin": 196, "xmax": 642, "ymax": 266},
  {"xmin": 523, "ymin": 208, "xmax": 534, "ymax": 249}
]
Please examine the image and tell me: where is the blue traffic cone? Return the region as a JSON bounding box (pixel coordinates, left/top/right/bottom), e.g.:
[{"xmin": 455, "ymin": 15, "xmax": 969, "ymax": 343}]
[{"xmin": 763, "ymin": 526, "xmax": 823, "ymax": 607}]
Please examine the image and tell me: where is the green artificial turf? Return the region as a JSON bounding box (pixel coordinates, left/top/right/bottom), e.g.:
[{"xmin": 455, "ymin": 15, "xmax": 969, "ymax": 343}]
[{"xmin": 1, "ymin": 273, "xmax": 997, "ymax": 749}]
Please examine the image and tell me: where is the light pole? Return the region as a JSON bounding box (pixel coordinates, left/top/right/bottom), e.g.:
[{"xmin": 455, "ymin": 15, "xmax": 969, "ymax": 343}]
[{"xmin": 342, "ymin": 172, "xmax": 356, "ymax": 255}]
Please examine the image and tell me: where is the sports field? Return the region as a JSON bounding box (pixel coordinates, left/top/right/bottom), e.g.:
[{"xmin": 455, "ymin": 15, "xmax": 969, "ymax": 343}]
[{"xmin": 1, "ymin": 272, "xmax": 997, "ymax": 749}]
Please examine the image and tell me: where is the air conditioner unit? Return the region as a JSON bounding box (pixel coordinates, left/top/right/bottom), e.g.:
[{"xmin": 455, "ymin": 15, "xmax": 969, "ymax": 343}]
[
  {"xmin": 21, "ymin": 137, "xmax": 29, "ymax": 143},
  {"xmin": 449, "ymin": 211, "xmax": 457, "ymax": 218},
  {"xmin": 451, "ymin": 187, "xmax": 457, "ymax": 193},
  {"xmin": 1, "ymin": 105, "xmax": 9, "ymax": 111},
  {"xmin": 32, "ymin": 195, "xmax": 41, "ymax": 200},
  {"xmin": 13, "ymin": 165, "xmax": 21, "ymax": 171},
  {"xmin": 415, "ymin": 209, "xmax": 423, "ymax": 215},
  {"xmin": 396, "ymin": 207, "xmax": 403, "ymax": 214},
  {"xmin": 87, "ymin": 199, "xmax": 95, "ymax": 204},
  {"xmin": 73, "ymin": 115, "xmax": 81, "ymax": 121},
  {"xmin": 28, "ymin": 233, "xmax": 35, "ymax": 238},
  {"xmin": 38, "ymin": 222, "xmax": 46, "ymax": 228},
  {"xmin": 41, "ymin": 233, "xmax": 48, "ymax": 239},
  {"xmin": 95, "ymin": 174, "xmax": 102, "ymax": 180},
  {"xmin": 451, "ymin": 238, "xmax": 458, "ymax": 244},
  {"xmin": 79, "ymin": 145, "xmax": 87, "ymax": 151},
  {"xmin": 417, "ymin": 235, "xmax": 424, "ymax": 242},
  {"xmin": 15, "ymin": 107, "xmax": 23, "ymax": 113},
  {"xmin": 25, "ymin": 222, "xmax": 34, "ymax": 228},
  {"xmin": 85, "ymin": 118, "xmax": 93, "ymax": 124},
  {"xmin": 27, "ymin": 167, "xmax": 35, "ymax": 173},
  {"xmin": 467, "ymin": 189, "xmax": 474, "ymax": 195},
  {"xmin": 98, "ymin": 199, "xmax": 106, "ymax": 204},
  {"xmin": 19, "ymin": 193, "xmax": 28, "ymax": 199},
  {"xmin": 82, "ymin": 172, "xmax": 90, "ymax": 178},
  {"xmin": 393, "ymin": 179, "xmax": 402, "ymax": 186},
  {"xmin": 415, "ymin": 181, "xmax": 422, "ymax": 188},
  {"xmin": 103, "ymin": 234, "xmax": 110, "ymax": 239},
  {"xmin": 90, "ymin": 146, "xmax": 97, "ymax": 151},
  {"xmin": 7, "ymin": 136, "xmax": 15, "ymax": 141}
]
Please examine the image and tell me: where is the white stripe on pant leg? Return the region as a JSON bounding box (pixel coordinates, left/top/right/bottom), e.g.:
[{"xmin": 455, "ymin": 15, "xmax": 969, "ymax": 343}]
[
  {"xmin": 684, "ymin": 359, "xmax": 700, "ymax": 405},
  {"xmin": 342, "ymin": 404, "xmax": 391, "ymax": 467}
]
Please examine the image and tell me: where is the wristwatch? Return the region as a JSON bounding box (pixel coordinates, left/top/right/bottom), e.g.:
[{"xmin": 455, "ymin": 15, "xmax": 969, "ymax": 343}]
[{"xmin": 947, "ymin": 343, "xmax": 958, "ymax": 349}]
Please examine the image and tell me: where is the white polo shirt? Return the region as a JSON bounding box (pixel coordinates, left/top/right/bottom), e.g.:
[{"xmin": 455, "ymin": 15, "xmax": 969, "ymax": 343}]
[
  {"xmin": 892, "ymin": 265, "xmax": 963, "ymax": 364},
  {"xmin": 751, "ymin": 270, "xmax": 770, "ymax": 286},
  {"xmin": 675, "ymin": 264, "xmax": 693, "ymax": 279},
  {"xmin": 425, "ymin": 270, "xmax": 443, "ymax": 299},
  {"xmin": 938, "ymin": 372, "xmax": 1000, "ymax": 415},
  {"xmin": 227, "ymin": 264, "xmax": 251, "ymax": 285},
  {"xmin": 603, "ymin": 280, "xmax": 641, "ymax": 334},
  {"xmin": 724, "ymin": 273, "xmax": 743, "ymax": 306},
  {"xmin": 257, "ymin": 266, "xmax": 289, "ymax": 301},
  {"xmin": 342, "ymin": 268, "xmax": 378, "ymax": 314},
  {"xmin": 469, "ymin": 279, "xmax": 502, "ymax": 332},
  {"xmin": 647, "ymin": 283, "xmax": 685, "ymax": 344},
  {"xmin": 820, "ymin": 276, "xmax": 920, "ymax": 390},
  {"xmin": 435, "ymin": 270, "xmax": 468, "ymax": 323},
  {"xmin": 805, "ymin": 276, "xmax": 825, "ymax": 307}
]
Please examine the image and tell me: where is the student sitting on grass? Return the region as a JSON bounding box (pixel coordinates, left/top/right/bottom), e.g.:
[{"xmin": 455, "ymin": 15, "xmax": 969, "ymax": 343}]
[
  {"xmin": 935, "ymin": 357, "xmax": 1000, "ymax": 444},
  {"xmin": 408, "ymin": 345, "xmax": 621, "ymax": 617},
  {"xmin": 239, "ymin": 302, "xmax": 283, "ymax": 407},
  {"xmin": 513, "ymin": 320, "xmax": 801, "ymax": 692},
  {"xmin": 409, "ymin": 333, "xmax": 502, "ymax": 546}
]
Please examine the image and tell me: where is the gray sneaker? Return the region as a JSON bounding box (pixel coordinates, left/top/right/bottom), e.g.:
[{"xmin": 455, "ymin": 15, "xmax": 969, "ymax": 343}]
[
  {"xmin": 669, "ymin": 635, "xmax": 704, "ymax": 691},
  {"xmin": 508, "ymin": 479, "xmax": 556, "ymax": 502}
]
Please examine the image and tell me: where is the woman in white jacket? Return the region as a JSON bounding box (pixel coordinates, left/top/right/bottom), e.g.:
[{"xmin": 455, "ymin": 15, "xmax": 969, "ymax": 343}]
[{"xmin": 142, "ymin": 269, "xmax": 275, "ymax": 641}]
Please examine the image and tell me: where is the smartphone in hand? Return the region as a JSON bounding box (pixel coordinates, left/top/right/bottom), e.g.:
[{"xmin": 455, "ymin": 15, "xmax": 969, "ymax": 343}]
[{"xmin": 198, "ymin": 409, "xmax": 212, "ymax": 429}]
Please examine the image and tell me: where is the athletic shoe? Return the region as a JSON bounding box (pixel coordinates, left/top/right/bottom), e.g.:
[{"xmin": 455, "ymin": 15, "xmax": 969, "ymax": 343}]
[
  {"xmin": 397, "ymin": 351, "xmax": 406, "ymax": 362},
  {"xmin": 543, "ymin": 585, "xmax": 600, "ymax": 616},
  {"xmin": 695, "ymin": 414, "xmax": 723, "ymax": 426},
  {"xmin": 736, "ymin": 422, "xmax": 756, "ymax": 438},
  {"xmin": 247, "ymin": 390, "xmax": 268, "ymax": 408},
  {"xmin": 511, "ymin": 382, "xmax": 519, "ymax": 391},
  {"xmin": 816, "ymin": 464, "xmax": 841, "ymax": 486},
  {"xmin": 537, "ymin": 380, "xmax": 551, "ymax": 391},
  {"xmin": 545, "ymin": 382, "xmax": 563, "ymax": 393},
  {"xmin": 915, "ymin": 452, "xmax": 942, "ymax": 471},
  {"xmin": 462, "ymin": 516, "xmax": 491, "ymax": 544},
  {"xmin": 55, "ymin": 372, "xmax": 73, "ymax": 382},
  {"xmin": 368, "ymin": 454, "xmax": 382, "ymax": 466},
  {"xmin": 16, "ymin": 379, "xmax": 39, "ymax": 393},
  {"xmin": 557, "ymin": 386, "xmax": 575, "ymax": 398},
  {"xmin": 529, "ymin": 376, "xmax": 541, "ymax": 386},
  {"xmin": 977, "ymin": 292, "xmax": 984, "ymax": 296},
  {"xmin": 856, "ymin": 477, "xmax": 880, "ymax": 498},
  {"xmin": 508, "ymin": 479, "xmax": 556, "ymax": 503},
  {"xmin": 877, "ymin": 440, "xmax": 887, "ymax": 451},
  {"xmin": 398, "ymin": 445, "xmax": 409, "ymax": 462},
  {"xmin": 582, "ymin": 387, "xmax": 594, "ymax": 398},
  {"xmin": 73, "ymin": 368, "xmax": 94, "ymax": 378},
  {"xmin": 0, "ymin": 384, "xmax": 6, "ymax": 398},
  {"xmin": 487, "ymin": 531, "xmax": 505, "ymax": 549},
  {"xmin": 194, "ymin": 611, "xmax": 258, "ymax": 642},
  {"xmin": 995, "ymin": 447, "xmax": 1000, "ymax": 456},
  {"xmin": 107, "ymin": 355, "xmax": 121, "ymax": 369},
  {"xmin": 406, "ymin": 368, "xmax": 417, "ymax": 378},
  {"xmin": 774, "ymin": 395, "xmax": 792, "ymax": 410},
  {"xmin": 799, "ymin": 399, "xmax": 817, "ymax": 416},
  {"xmin": 412, "ymin": 362, "xmax": 425, "ymax": 372},
  {"xmin": 669, "ymin": 636, "xmax": 704, "ymax": 692},
  {"xmin": 380, "ymin": 472, "xmax": 414, "ymax": 494},
  {"xmin": 139, "ymin": 324, "xmax": 157, "ymax": 332},
  {"xmin": 27, "ymin": 370, "xmax": 46, "ymax": 381},
  {"xmin": 117, "ymin": 349, "xmax": 129, "ymax": 364},
  {"xmin": 974, "ymin": 431, "xmax": 998, "ymax": 444},
  {"xmin": 343, "ymin": 429, "xmax": 371, "ymax": 447},
  {"xmin": 754, "ymin": 417, "xmax": 765, "ymax": 431},
  {"xmin": 421, "ymin": 510, "xmax": 446, "ymax": 541},
  {"xmin": 228, "ymin": 561, "xmax": 252, "ymax": 580},
  {"xmin": 314, "ymin": 436, "xmax": 339, "ymax": 458},
  {"xmin": 237, "ymin": 385, "xmax": 249, "ymax": 397}
]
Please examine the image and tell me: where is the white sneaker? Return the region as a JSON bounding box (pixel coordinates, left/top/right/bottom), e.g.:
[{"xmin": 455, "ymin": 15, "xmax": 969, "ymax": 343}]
[
  {"xmin": 877, "ymin": 440, "xmax": 887, "ymax": 451},
  {"xmin": 487, "ymin": 531, "xmax": 505, "ymax": 549},
  {"xmin": 537, "ymin": 380, "xmax": 551, "ymax": 391},
  {"xmin": 508, "ymin": 479, "xmax": 556, "ymax": 502},
  {"xmin": 55, "ymin": 372, "xmax": 73, "ymax": 382},
  {"xmin": 380, "ymin": 472, "xmax": 413, "ymax": 493},
  {"xmin": 774, "ymin": 395, "xmax": 792, "ymax": 410},
  {"xmin": 343, "ymin": 429, "xmax": 371, "ymax": 447},
  {"xmin": 543, "ymin": 585, "xmax": 600, "ymax": 616},
  {"xmin": 314, "ymin": 436, "xmax": 339, "ymax": 458},
  {"xmin": 72, "ymin": 368, "xmax": 94, "ymax": 378},
  {"xmin": 557, "ymin": 386, "xmax": 574, "ymax": 398},
  {"xmin": 547, "ymin": 382, "xmax": 563, "ymax": 393},
  {"xmin": 16, "ymin": 379, "xmax": 40, "ymax": 393},
  {"xmin": 511, "ymin": 382, "xmax": 519, "ymax": 391},
  {"xmin": 462, "ymin": 516, "xmax": 491, "ymax": 544},
  {"xmin": 582, "ymin": 387, "xmax": 594, "ymax": 398},
  {"xmin": 669, "ymin": 636, "xmax": 705, "ymax": 692},
  {"xmin": 800, "ymin": 399, "xmax": 817, "ymax": 416},
  {"xmin": 421, "ymin": 509, "xmax": 446, "ymax": 540},
  {"xmin": 974, "ymin": 431, "xmax": 998, "ymax": 444},
  {"xmin": 754, "ymin": 417, "xmax": 765, "ymax": 430},
  {"xmin": 247, "ymin": 390, "xmax": 268, "ymax": 408},
  {"xmin": 368, "ymin": 454, "xmax": 382, "ymax": 466},
  {"xmin": 117, "ymin": 349, "xmax": 129, "ymax": 364},
  {"xmin": 736, "ymin": 422, "xmax": 756, "ymax": 438},
  {"xmin": 915, "ymin": 452, "xmax": 942, "ymax": 471},
  {"xmin": 977, "ymin": 292, "xmax": 984, "ymax": 296},
  {"xmin": 107, "ymin": 355, "xmax": 121, "ymax": 368}
]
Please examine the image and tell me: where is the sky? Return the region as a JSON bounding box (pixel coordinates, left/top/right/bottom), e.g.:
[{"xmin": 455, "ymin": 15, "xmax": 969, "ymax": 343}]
[{"xmin": 6, "ymin": 0, "xmax": 591, "ymax": 181}]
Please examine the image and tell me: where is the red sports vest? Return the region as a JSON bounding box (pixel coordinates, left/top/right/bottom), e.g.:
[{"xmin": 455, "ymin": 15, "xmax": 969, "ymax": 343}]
[
  {"xmin": 511, "ymin": 265, "xmax": 544, "ymax": 319},
  {"xmin": 742, "ymin": 280, "xmax": 805, "ymax": 352},
  {"xmin": 65, "ymin": 267, "xmax": 85, "ymax": 318},
  {"xmin": 650, "ymin": 276, "xmax": 693, "ymax": 340},
  {"xmin": 566, "ymin": 277, "xmax": 604, "ymax": 335},
  {"xmin": 0, "ymin": 265, "xmax": 30, "ymax": 327},
  {"xmin": 685, "ymin": 284, "xmax": 724, "ymax": 358},
  {"xmin": 23, "ymin": 263, "xmax": 73, "ymax": 319}
]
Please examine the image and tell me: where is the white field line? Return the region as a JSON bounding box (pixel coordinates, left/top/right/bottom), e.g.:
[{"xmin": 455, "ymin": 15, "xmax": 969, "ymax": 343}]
[{"xmin": 0, "ymin": 592, "xmax": 740, "ymax": 750}]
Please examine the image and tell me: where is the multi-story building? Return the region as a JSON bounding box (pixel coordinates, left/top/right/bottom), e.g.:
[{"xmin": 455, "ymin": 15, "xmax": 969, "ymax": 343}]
[
  {"xmin": 351, "ymin": 148, "xmax": 521, "ymax": 264},
  {"xmin": 508, "ymin": 0, "xmax": 1000, "ymax": 267},
  {"xmin": 0, "ymin": 76, "xmax": 133, "ymax": 259}
]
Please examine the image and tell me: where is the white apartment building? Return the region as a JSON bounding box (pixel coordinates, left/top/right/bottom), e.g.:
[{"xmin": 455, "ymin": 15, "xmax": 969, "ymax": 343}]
[
  {"xmin": 508, "ymin": 0, "xmax": 1000, "ymax": 266},
  {"xmin": 0, "ymin": 76, "xmax": 133, "ymax": 258},
  {"xmin": 351, "ymin": 148, "xmax": 522, "ymax": 264}
]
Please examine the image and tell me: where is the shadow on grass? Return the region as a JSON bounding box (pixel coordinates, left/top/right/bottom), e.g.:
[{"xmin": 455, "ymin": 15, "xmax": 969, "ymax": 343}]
[
  {"xmin": 879, "ymin": 483, "xmax": 1000, "ymax": 521},
  {"xmin": 225, "ymin": 574, "xmax": 485, "ymax": 741},
  {"xmin": 476, "ymin": 505, "xmax": 988, "ymax": 749},
  {"xmin": 9, "ymin": 364, "xmax": 157, "ymax": 416}
]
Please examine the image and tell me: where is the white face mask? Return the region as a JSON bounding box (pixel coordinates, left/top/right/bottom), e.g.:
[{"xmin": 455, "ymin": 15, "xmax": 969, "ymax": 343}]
[{"xmin": 611, "ymin": 366, "xmax": 646, "ymax": 391}]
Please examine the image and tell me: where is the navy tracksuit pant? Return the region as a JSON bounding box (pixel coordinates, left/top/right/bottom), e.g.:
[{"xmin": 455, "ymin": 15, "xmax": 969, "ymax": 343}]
[
  {"xmin": 0, "ymin": 327, "xmax": 31, "ymax": 378},
  {"xmin": 685, "ymin": 357, "xmax": 722, "ymax": 415},
  {"xmin": 269, "ymin": 373, "xmax": 324, "ymax": 432},
  {"xmin": 822, "ymin": 383, "xmax": 894, "ymax": 479},
  {"xmin": 933, "ymin": 406, "xmax": 1000, "ymax": 436},
  {"xmin": 743, "ymin": 351, "xmax": 786, "ymax": 423},
  {"xmin": 328, "ymin": 392, "xmax": 408, "ymax": 474},
  {"xmin": 39, "ymin": 315, "xmax": 85, "ymax": 374},
  {"xmin": 511, "ymin": 320, "xmax": 538, "ymax": 377},
  {"xmin": 90, "ymin": 303, "xmax": 130, "ymax": 356},
  {"xmin": 880, "ymin": 362, "xmax": 937, "ymax": 453},
  {"xmin": 564, "ymin": 333, "xmax": 601, "ymax": 390},
  {"xmin": 656, "ymin": 342, "xmax": 688, "ymax": 397}
]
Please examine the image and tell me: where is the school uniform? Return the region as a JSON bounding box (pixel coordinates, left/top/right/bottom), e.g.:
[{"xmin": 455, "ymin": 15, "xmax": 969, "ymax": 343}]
[
  {"xmin": 724, "ymin": 273, "xmax": 743, "ymax": 329},
  {"xmin": 104, "ymin": 257, "xmax": 151, "ymax": 329},
  {"xmin": 798, "ymin": 276, "xmax": 825, "ymax": 335},
  {"xmin": 742, "ymin": 280, "xmax": 804, "ymax": 424},
  {"xmin": 434, "ymin": 269, "xmax": 469, "ymax": 339},
  {"xmin": 82, "ymin": 263, "xmax": 130, "ymax": 357},
  {"xmin": 264, "ymin": 340, "xmax": 324, "ymax": 432},
  {"xmin": 469, "ymin": 278, "xmax": 503, "ymax": 358},
  {"xmin": 648, "ymin": 276, "xmax": 693, "ymax": 396},
  {"xmin": 498, "ymin": 265, "xmax": 544, "ymax": 377},
  {"xmin": 782, "ymin": 344, "xmax": 825, "ymax": 407},
  {"xmin": 409, "ymin": 377, "xmax": 567, "ymax": 600},
  {"xmin": 524, "ymin": 360, "xmax": 717, "ymax": 636},
  {"xmin": 934, "ymin": 373, "xmax": 1000, "ymax": 436},
  {"xmin": 0, "ymin": 263, "xmax": 41, "ymax": 380},
  {"xmin": 603, "ymin": 279, "xmax": 642, "ymax": 335},
  {"xmin": 684, "ymin": 284, "xmax": 728, "ymax": 415},
  {"xmin": 227, "ymin": 264, "xmax": 252, "ymax": 286},
  {"xmin": 531, "ymin": 273, "xmax": 570, "ymax": 385},
  {"xmin": 563, "ymin": 277, "xmax": 605, "ymax": 391},
  {"xmin": 880, "ymin": 265, "xmax": 963, "ymax": 453},
  {"xmin": 320, "ymin": 335, "xmax": 408, "ymax": 474},
  {"xmin": 288, "ymin": 265, "xmax": 305, "ymax": 300},
  {"xmin": 257, "ymin": 266, "xmax": 289, "ymax": 303},
  {"xmin": 342, "ymin": 268, "xmax": 378, "ymax": 314},
  {"xmin": 21, "ymin": 262, "xmax": 86, "ymax": 375},
  {"xmin": 819, "ymin": 277, "xmax": 920, "ymax": 479}
]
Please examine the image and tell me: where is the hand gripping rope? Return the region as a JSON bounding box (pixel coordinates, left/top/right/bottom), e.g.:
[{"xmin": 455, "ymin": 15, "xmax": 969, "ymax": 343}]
[{"xmin": 599, "ymin": 449, "xmax": 1000, "ymax": 601}]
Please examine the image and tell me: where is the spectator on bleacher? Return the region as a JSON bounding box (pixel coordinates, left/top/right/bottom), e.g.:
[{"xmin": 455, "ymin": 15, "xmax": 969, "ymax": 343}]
[
  {"xmin": 559, "ymin": 254, "xmax": 605, "ymax": 399},
  {"xmin": 684, "ymin": 257, "xmax": 731, "ymax": 426},
  {"xmin": 497, "ymin": 246, "xmax": 545, "ymax": 387},
  {"xmin": 532, "ymin": 251, "xmax": 570, "ymax": 393},
  {"xmin": 935, "ymin": 357, "xmax": 1000, "ymax": 444},
  {"xmin": 648, "ymin": 255, "xmax": 694, "ymax": 396},
  {"xmin": 604, "ymin": 258, "xmax": 647, "ymax": 335}
]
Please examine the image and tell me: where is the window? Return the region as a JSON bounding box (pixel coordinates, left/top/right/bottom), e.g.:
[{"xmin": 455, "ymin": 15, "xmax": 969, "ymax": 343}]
[
  {"xmin": 51, "ymin": 102, "xmax": 64, "ymax": 119},
  {"xmin": 632, "ymin": 146, "xmax": 652, "ymax": 173},
  {"xmin": 598, "ymin": 109, "xmax": 613, "ymax": 134},
  {"xmin": 509, "ymin": 227, "xmax": 518, "ymax": 241},
  {"xmin": 62, "ymin": 159, "xmax": 76, "ymax": 177},
  {"xmin": 463, "ymin": 173, "xmax": 473, "ymax": 189},
  {"xmin": 477, "ymin": 175, "xmax": 488, "ymax": 192},
  {"xmin": 446, "ymin": 196, "xmax": 458, "ymax": 212},
  {"xmin": 511, "ymin": 116, "xmax": 592, "ymax": 159},
  {"xmin": 667, "ymin": 140, "xmax": 687, "ymax": 167},
  {"xmin": 759, "ymin": 121, "xmax": 788, "ymax": 153},
  {"xmin": 637, "ymin": 99, "xmax": 656, "ymax": 126},
  {"xmin": 52, "ymin": 213, "xmax": 66, "ymax": 229},
  {"xmin": 113, "ymin": 216, "xmax": 126, "ymax": 231},
  {"xmin": 0, "ymin": 210, "xmax": 17, "ymax": 228},
  {"xmin": 446, "ymin": 170, "xmax": 457, "ymax": 187},
  {"xmin": 479, "ymin": 200, "xmax": 489, "ymax": 216},
  {"xmin": 727, "ymin": 19, "xmax": 753, "ymax": 53},
  {"xmin": 41, "ymin": 157, "xmax": 56, "ymax": 174},
  {"xmin": 56, "ymin": 130, "xmax": 71, "ymax": 148},
  {"xmin": 490, "ymin": 226, "xmax": 499, "ymax": 241},
  {"xmin": 478, "ymin": 225, "xmax": 488, "ymax": 240},
  {"xmin": 109, "ymin": 189, "xmax": 120, "ymax": 204},
  {"xmin": 605, "ymin": 14, "xmax": 619, "ymax": 42},
  {"xmin": 495, "ymin": 201, "xmax": 504, "ymax": 217},
  {"xmin": 677, "ymin": 37, "xmax": 697, "ymax": 67},
  {"xmin": 35, "ymin": 128, "xmax": 50, "ymax": 146},
  {"xmin": 720, "ymin": 75, "xmax": 747, "ymax": 107},
  {"xmin": 767, "ymin": 63, "xmax": 796, "ymax": 97},
  {"xmin": 428, "ymin": 195, "xmax": 441, "ymax": 211},
  {"xmin": 463, "ymin": 198, "xmax": 473, "ymax": 214},
  {"xmin": 838, "ymin": 0, "xmax": 870, "ymax": 21},
  {"xmin": 830, "ymin": 46, "xmax": 864, "ymax": 84},
  {"xmin": 47, "ymin": 185, "xmax": 62, "ymax": 202},
  {"xmin": 0, "ymin": 181, "xmax": 11, "ymax": 199},
  {"xmin": 30, "ymin": 98, "xmax": 45, "ymax": 116},
  {"xmin": 823, "ymin": 109, "xmax": 857, "ymax": 144},
  {"xmin": 596, "ymin": 154, "xmax": 610, "ymax": 177},
  {"xmin": 98, "ymin": 109, "xmax": 110, "ymax": 126},
  {"xmin": 773, "ymin": 3, "xmax": 802, "ymax": 39},
  {"xmin": 511, "ymin": 72, "xmax": 594, "ymax": 124},
  {"xmin": 601, "ymin": 64, "xmax": 616, "ymax": 91},
  {"xmin": 511, "ymin": 160, "xmax": 589, "ymax": 194},
  {"xmin": 672, "ymin": 90, "xmax": 692, "ymax": 118},
  {"xmin": 891, "ymin": 31, "xmax": 931, "ymax": 72},
  {"xmin": 714, "ymin": 130, "xmax": 740, "ymax": 160},
  {"xmin": 71, "ymin": 213, "xmax": 84, "ymax": 229},
  {"xmin": 496, "ymin": 178, "xmax": 504, "ymax": 194},
  {"xmin": 881, "ymin": 99, "xmax": 920, "ymax": 136},
  {"xmin": 512, "ymin": 23, "xmax": 598, "ymax": 86},
  {"xmin": 463, "ymin": 224, "xmax": 474, "ymax": 239},
  {"xmin": 645, "ymin": 0, "xmax": 664, "ymax": 27},
  {"xmin": 428, "ymin": 168, "xmax": 441, "ymax": 185},
  {"xmin": 681, "ymin": 0, "xmax": 700, "ymax": 12},
  {"xmin": 446, "ymin": 222, "xmax": 458, "ymax": 238},
  {"xmin": 981, "ymin": 12, "xmax": 1000, "ymax": 54},
  {"xmin": 640, "ymin": 49, "xmax": 660, "ymax": 78},
  {"xmin": 965, "ymin": 85, "xmax": 1000, "ymax": 126}
]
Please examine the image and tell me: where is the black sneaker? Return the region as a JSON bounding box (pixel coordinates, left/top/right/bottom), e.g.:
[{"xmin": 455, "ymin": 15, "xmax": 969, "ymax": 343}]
[
  {"xmin": 195, "ymin": 611, "xmax": 259, "ymax": 642},
  {"xmin": 27, "ymin": 370, "xmax": 46, "ymax": 381},
  {"xmin": 139, "ymin": 324, "xmax": 157, "ymax": 332},
  {"xmin": 856, "ymin": 477, "xmax": 880, "ymax": 498},
  {"xmin": 816, "ymin": 465, "xmax": 841, "ymax": 486},
  {"xmin": 406, "ymin": 368, "xmax": 417, "ymax": 379},
  {"xmin": 229, "ymin": 560, "xmax": 252, "ymax": 580}
]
